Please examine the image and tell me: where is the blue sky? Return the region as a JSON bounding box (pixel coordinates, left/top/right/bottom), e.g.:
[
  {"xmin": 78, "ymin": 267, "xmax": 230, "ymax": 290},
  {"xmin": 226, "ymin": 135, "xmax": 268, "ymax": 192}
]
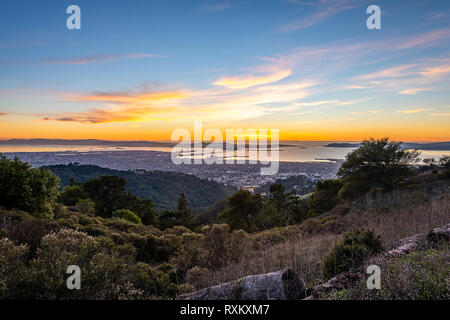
[{"xmin": 0, "ymin": 0, "xmax": 449, "ymax": 141}]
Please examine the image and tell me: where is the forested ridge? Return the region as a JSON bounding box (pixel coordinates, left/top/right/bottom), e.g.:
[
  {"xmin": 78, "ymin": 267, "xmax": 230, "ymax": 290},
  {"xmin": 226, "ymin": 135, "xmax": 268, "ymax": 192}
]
[{"xmin": 46, "ymin": 163, "xmax": 235, "ymax": 211}]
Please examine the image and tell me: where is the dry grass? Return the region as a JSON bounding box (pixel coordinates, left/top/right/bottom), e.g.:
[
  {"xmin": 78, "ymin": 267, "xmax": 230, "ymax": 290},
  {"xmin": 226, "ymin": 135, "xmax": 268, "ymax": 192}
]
[{"xmin": 197, "ymin": 188, "xmax": 450, "ymax": 289}]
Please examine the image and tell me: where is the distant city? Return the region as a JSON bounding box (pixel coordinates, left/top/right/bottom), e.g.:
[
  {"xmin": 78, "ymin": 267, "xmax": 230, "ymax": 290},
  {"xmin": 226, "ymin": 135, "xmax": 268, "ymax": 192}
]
[{"xmin": 3, "ymin": 150, "xmax": 342, "ymax": 189}]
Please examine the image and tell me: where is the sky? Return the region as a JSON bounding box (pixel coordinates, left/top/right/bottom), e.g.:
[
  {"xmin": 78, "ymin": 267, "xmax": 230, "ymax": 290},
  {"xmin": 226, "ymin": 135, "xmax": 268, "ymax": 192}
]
[{"xmin": 0, "ymin": 0, "xmax": 449, "ymax": 142}]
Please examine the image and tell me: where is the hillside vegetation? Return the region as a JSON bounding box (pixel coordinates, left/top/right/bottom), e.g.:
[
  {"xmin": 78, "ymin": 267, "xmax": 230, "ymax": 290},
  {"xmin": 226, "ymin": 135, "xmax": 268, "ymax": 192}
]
[
  {"xmin": 46, "ymin": 163, "xmax": 235, "ymax": 210},
  {"xmin": 0, "ymin": 138, "xmax": 449, "ymax": 300}
]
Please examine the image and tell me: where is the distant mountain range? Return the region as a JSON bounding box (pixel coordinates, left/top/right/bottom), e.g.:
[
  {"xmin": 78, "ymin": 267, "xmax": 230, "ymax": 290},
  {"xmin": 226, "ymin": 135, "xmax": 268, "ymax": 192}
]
[
  {"xmin": 46, "ymin": 163, "xmax": 236, "ymax": 211},
  {"xmin": 0, "ymin": 138, "xmax": 296, "ymax": 149},
  {"xmin": 0, "ymin": 139, "xmax": 174, "ymax": 147},
  {"xmin": 325, "ymin": 141, "xmax": 450, "ymax": 150}
]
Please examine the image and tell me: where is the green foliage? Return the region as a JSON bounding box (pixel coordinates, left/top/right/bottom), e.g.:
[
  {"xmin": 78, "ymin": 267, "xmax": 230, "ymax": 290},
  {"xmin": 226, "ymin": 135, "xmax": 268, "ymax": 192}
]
[
  {"xmin": 338, "ymin": 138, "xmax": 420, "ymax": 197},
  {"xmin": 219, "ymin": 190, "xmax": 264, "ymax": 232},
  {"xmin": 286, "ymin": 195, "xmax": 309, "ymax": 224},
  {"xmin": 58, "ymin": 185, "xmax": 88, "ymax": 206},
  {"xmin": 84, "ymin": 175, "xmax": 126, "ymax": 217},
  {"xmin": 308, "ymin": 179, "xmax": 343, "ymax": 215},
  {"xmin": 158, "ymin": 193, "xmax": 193, "ymax": 230},
  {"xmin": 0, "ymin": 228, "xmax": 181, "ymax": 299},
  {"xmin": 328, "ymin": 247, "xmax": 450, "ymax": 300},
  {"xmin": 0, "ymin": 238, "xmax": 28, "ymax": 296},
  {"xmin": 74, "ymin": 199, "xmax": 95, "ymax": 215},
  {"xmin": 47, "ymin": 163, "xmax": 235, "ymax": 211},
  {"xmin": 0, "ymin": 155, "xmax": 59, "ymax": 218},
  {"xmin": 322, "ymin": 229, "xmax": 383, "ymax": 279},
  {"xmin": 113, "ymin": 209, "xmax": 142, "ymax": 224}
]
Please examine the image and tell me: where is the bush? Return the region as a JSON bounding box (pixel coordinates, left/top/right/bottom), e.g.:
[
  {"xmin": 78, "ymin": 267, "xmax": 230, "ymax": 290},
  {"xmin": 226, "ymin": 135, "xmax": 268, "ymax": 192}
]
[
  {"xmin": 58, "ymin": 185, "xmax": 88, "ymax": 206},
  {"xmin": 74, "ymin": 199, "xmax": 96, "ymax": 215},
  {"xmin": 308, "ymin": 179, "xmax": 343, "ymax": 215},
  {"xmin": 328, "ymin": 247, "xmax": 450, "ymax": 300},
  {"xmin": 0, "ymin": 155, "xmax": 60, "ymax": 217},
  {"xmin": 112, "ymin": 209, "xmax": 142, "ymax": 224},
  {"xmin": 0, "ymin": 238, "xmax": 28, "ymax": 297},
  {"xmin": 322, "ymin": 229, "xmax": 383, "ymax": 279}
]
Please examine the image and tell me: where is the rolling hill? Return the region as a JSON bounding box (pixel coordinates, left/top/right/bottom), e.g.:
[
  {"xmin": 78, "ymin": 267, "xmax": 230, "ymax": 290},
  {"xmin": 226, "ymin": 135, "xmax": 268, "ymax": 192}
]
[{"xmin": 46, "ymin": 163, "xmax": 235, "ymax": 211}]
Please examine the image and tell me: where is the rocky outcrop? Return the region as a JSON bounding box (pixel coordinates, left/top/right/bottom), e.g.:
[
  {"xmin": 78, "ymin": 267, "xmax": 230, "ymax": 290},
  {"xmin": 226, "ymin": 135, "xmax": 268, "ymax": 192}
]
[
  {"xmin": 305, "ymin": 223, "xmax": 450, "ymax": 299},
  {"xmin": 176, "ymin": 268, "xmax": 305, "ymax": 300}
]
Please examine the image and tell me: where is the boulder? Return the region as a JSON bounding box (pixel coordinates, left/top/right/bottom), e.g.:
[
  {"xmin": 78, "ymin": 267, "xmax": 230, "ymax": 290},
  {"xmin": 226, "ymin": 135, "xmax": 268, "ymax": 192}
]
[{"xmin": 177, "ymin": 268, "xmax": 305, "ymax": 300}]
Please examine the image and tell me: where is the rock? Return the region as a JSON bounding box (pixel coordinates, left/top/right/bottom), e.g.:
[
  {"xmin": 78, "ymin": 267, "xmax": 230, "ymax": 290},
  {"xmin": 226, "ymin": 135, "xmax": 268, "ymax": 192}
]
[
  {"xmin": 426, "ymin": 224, "xmax": 450, "ymax": 248},
  {"xmin": 176, "ymin": 268, "xmax": 305, "ymax": 300}
]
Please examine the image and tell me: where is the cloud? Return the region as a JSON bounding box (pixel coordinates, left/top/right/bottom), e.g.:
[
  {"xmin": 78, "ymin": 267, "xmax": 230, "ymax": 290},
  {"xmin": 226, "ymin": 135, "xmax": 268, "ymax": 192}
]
[
  {"xmin": 430, "ymin": 112, "xmax": 450, "ymax": 116},
  {"xmin": 213, "ymin": 70, "xmax": 292, "ymax": 89},
  {"xmin": 398, "ymin": 88, "xmax": 433, "ymax": 95},
  {"xmin": 280, "ymin": 0, "xmax": 355, "ymax": 31},
  {"xmin": 396, "ymin": 107, "xmax": 432, "ymax": 114},
  {"xmin": 356, "ymin": 64, "xmax": 417, "ymax": 80},
  {"xmin": 41, "ymin": 53, "xmax": 167, "ymax": 65},
  {"xmin": 420, "ymin": 65, "xmax": 450, "ymax": 77},
  {"xmin": 352, "ymin": 57, "xmax": 450, "ymax": 95},
  {"xmin": 395, "ymin": 28, "xmax": 450, "ymax": 50},
  {"xmin": 197, "ymin": 3, "xmax": 232, "ymax": 14},
  {"xmin": 43, "ymin": 80, "xmax": 316, "ymax": 124},
  {"xmin": 0, "ymin": 112, "xmax": 6, "ymax": 116}
]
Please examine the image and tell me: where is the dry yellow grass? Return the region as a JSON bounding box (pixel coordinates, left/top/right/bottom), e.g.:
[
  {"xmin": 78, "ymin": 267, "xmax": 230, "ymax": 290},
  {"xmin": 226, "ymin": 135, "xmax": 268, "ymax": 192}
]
[{"xmin": 197, "ymin": 191, "xmax": 450, "ymax": 289}]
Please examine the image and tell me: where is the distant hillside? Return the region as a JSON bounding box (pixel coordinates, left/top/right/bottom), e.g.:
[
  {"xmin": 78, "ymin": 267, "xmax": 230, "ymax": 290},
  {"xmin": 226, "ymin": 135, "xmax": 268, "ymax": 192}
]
[
  {"xmin": 326, "ymin": 141, "xmax": 450, "ymax": 150},
  {"xmin": 45, "ymin": 163, "xmax": 235, "ymax": 211},
  {"xmin": 325, "ymin": 143, "xmax": 360, "ymax": 148},
  {"xmin": 401, "ymin": 141, "xmax": 450, "ymax": 150},
  {"xmin": 0, "ymin": 139, "xmax": 173, "ymax": 147}
]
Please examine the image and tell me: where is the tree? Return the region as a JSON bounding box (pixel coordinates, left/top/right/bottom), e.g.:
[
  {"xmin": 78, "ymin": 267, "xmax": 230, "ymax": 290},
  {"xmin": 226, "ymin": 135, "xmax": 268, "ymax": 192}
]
[
  {"xmin": 58, "ymin": 185, "xmax": 88, "ymax": 206},
  {"xmin": 0, "ymin": 155, "xmax": 59, "ymax": 217},
  {"xmin": 438, "ymin": 155, "xmax": 450, "ymax": 170},
  {"xmin": 286, "ymin": 195, "xmax": 309, "ymax": 224},
  {"xmin": 219, "ymin": 190, "xmax": 262, "ymax": 232},
  {"xmin": 158, "ymin": 193, "xmax": 193, "ymax": 229},
  {"xmin": 177, "ymin": 193, "xmax": 193, "ymax": 228},
  {"xmin": 337, "ymin": 137, "xmax": 420, "ymax": 198},
  {"xmin": 269, "ymin": 184, "xmax": 288, "ymax": 215},
  {"xmin": 83, "ymin": 175, "xmax": 126, "ymax": 217},
  {"xmin": 423, "ymin": 158, "xmax": 437, "ymax": 168},
  {"xmin": 308, "ymin": 179, "xmax": 343, "ymax": 215},
  {"xmin": 117, "ymin": 192, "xmax": 158, "ymax": 226}
]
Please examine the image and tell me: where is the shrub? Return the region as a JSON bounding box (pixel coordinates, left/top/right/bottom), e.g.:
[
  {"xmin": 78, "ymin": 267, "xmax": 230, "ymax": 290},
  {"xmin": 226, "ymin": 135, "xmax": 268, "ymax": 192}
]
[
  {"xmin": 58, "ymin": 185, "xmax": 88, "ymax": 206},
  {"xmin": 74, "ymin": 199, "xmax": 96, "ymax": 215},
  {"xmin": 112, "ymin": 209, "xmax": 142, "ymax": 224},
  {"xmin": 328, "ymin": 247, "xmax": 450, "ymax": 300},
  {"xmin": 0, "ymin": 238, "xmax": 28, "ymax": 297},
  {"xmin": 322, "ymin": 229, "xmax": 383, "ymax": 279},
  {"xmin": 308, "ymin": 179, "xmax": 343, "ymax": 215},
  {"xmin": 0, "ymin": 156, "xmax": 60, "ymax": 217}
]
